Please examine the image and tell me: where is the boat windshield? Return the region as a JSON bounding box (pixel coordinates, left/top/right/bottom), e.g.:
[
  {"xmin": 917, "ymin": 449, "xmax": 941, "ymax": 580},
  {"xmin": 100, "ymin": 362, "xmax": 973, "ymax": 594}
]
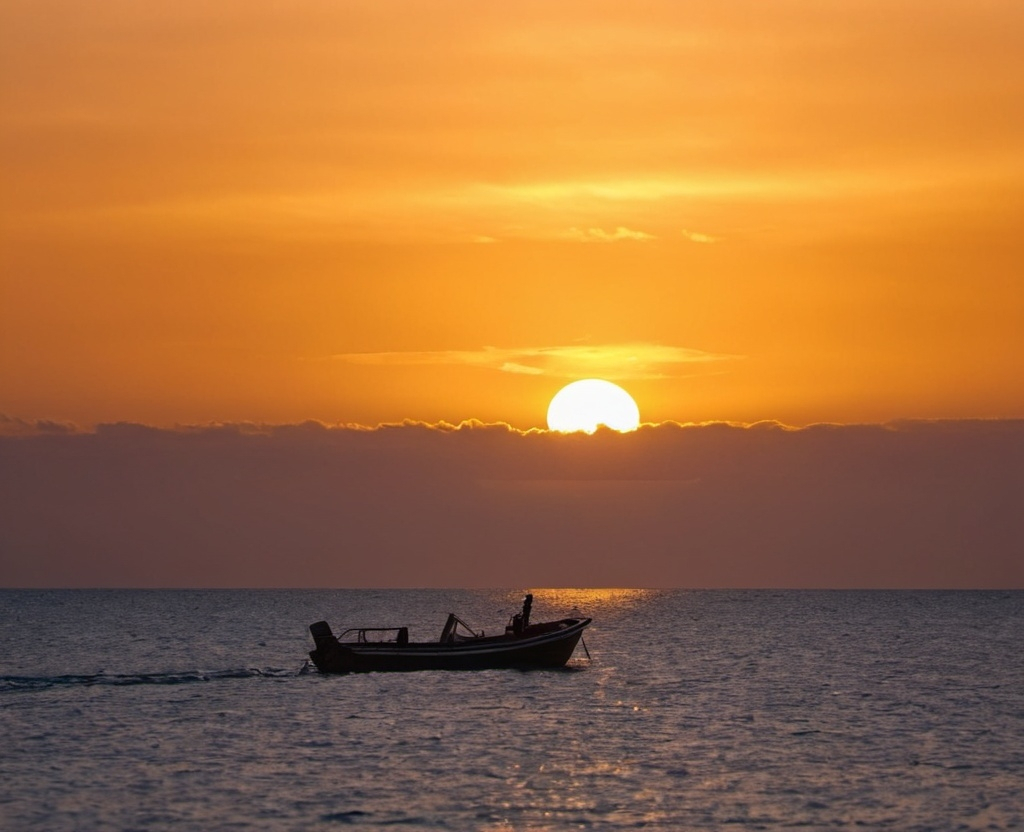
[{"xmin": 439, "ymin": 613, "xmax": 484, "ymax": 643}]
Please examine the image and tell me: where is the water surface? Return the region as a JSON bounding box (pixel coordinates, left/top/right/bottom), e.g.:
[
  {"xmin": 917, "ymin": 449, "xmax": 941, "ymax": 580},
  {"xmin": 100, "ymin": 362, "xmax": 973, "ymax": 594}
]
[{"xmin": 2, "ymin": 589, "xmax": 1022, "ymax": 830}]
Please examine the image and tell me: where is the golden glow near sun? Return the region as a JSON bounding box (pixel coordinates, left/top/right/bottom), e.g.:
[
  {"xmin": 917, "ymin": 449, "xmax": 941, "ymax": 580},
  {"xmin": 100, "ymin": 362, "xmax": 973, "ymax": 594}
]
[{"xmin": 546, "ymin": 379, "xmax": 641, "ymax": 434}]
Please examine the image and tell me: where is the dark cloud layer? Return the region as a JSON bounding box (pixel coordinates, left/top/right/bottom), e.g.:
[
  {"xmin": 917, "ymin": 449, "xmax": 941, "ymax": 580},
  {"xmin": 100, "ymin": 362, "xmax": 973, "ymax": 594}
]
[{"xmin": 1, "ymin": 420, "xmax": 1021, "ymax": 588}]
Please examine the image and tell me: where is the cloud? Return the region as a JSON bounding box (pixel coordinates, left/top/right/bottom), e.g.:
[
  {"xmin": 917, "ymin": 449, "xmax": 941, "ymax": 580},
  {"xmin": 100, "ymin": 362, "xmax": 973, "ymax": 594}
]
[
  {"xmin": 2, "ymin": 419, "xmax": 1021, "ymax": 589},
  {"xmin": 681, "ymin": 229, "xmax": 721, "ymax": 244},
  {"xmin": 0, "ymin": 414, "xmax": 80, "ymax": 437},
  {"xmin": 329, "ymin": 342, "xmax": 736, "ymax": 380},
  {"xmin": 499, "ymin": 362, "xmax": 545, "ymax": 375},
  {"xmin": 565, "ymin": 226, "xmax": 656, "ymax": 242}
]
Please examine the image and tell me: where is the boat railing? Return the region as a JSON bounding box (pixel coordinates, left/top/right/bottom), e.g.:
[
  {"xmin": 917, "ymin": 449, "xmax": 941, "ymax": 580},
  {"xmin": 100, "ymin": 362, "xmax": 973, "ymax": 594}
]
[{"xmin": 338, "ymin": 627, "xmax": 409, "ymax": 645}]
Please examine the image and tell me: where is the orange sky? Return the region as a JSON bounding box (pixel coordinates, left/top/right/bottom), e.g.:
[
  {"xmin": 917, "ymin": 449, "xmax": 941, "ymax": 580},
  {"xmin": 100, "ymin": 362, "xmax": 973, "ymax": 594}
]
[{"xmin": 3, "ymin": 0, "xmax": 1024, "ymax": 429}]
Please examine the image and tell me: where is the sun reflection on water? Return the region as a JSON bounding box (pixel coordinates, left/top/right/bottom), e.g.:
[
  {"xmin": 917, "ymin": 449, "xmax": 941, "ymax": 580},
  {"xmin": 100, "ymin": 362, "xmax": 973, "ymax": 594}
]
[{"xmin": 524, "ymin": 588, "xmax": 655, "ymax": 617}]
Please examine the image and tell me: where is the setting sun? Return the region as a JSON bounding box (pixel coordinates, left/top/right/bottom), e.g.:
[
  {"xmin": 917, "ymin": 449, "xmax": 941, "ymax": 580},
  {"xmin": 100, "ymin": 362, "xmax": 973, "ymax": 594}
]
[{"xmin": 546, "ymin": 379, "xmax": 641, "ymax": 434}]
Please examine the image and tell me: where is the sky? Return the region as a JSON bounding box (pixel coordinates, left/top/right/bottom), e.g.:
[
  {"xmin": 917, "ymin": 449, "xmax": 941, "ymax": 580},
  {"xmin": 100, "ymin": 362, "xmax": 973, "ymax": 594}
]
[{"xmin": 2, "ymin": 1, "xmax": 1022, "ymax": 587}]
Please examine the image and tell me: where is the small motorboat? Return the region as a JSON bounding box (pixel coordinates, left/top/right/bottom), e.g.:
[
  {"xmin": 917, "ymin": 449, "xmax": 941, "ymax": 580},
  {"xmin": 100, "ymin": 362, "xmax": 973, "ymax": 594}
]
[{"xmin": 308, "ymin": 594, "xmax": 591, "ymax": 674}]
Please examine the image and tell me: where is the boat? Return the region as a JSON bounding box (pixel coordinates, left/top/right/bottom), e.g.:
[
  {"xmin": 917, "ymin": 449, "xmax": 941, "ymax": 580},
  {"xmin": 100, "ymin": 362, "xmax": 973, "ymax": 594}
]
[{"xmin": 307, "ymin": 594, "xmax": 591, "ymax": 673}]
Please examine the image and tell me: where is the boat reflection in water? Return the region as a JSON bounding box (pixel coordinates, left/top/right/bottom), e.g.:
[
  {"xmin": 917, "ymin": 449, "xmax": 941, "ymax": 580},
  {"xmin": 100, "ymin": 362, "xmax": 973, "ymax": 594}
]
[{"xmin": 308, "ymin": 594, "xmax": 591, "ymax": 674}]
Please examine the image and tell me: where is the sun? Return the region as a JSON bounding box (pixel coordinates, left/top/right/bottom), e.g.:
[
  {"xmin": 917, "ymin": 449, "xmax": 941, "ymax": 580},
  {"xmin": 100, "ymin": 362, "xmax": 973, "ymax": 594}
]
[{"xmin": 546, "ymin": 379, "xmax": 641, "ymax": 433}]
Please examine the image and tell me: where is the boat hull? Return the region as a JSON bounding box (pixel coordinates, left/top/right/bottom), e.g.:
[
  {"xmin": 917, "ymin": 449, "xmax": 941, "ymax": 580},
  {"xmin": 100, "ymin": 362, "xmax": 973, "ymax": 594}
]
[{"xmin": 309, "ymin": 618, "xmax": 591, "ymax": 674}]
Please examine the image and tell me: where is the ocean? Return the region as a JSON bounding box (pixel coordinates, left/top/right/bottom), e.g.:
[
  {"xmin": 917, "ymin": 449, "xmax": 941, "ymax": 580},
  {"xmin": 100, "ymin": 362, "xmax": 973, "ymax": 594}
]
[{"xmin": 1, "ymin": 589, "xmax": 1022, "ymax": 830}]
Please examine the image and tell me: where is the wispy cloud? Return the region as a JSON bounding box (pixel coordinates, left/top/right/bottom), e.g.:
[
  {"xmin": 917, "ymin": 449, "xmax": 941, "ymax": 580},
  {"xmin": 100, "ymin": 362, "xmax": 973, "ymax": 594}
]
[
  {"xmin": 329, "ymin": 342, "xmax": 737, "ymax": 380},
  {"xmin": 564, "ymin": 226, "xmax": 656, "ymax": 242},
  {"xmin": 681, "ymin": 229, "xmax": 721, "ymax": 244}
]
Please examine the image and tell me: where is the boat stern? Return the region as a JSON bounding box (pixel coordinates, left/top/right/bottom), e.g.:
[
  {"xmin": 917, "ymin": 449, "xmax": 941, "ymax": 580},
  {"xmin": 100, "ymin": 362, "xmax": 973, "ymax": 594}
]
[{"xmin": 308, "ymin": 621, "xmax": 353, "ymax": 673}]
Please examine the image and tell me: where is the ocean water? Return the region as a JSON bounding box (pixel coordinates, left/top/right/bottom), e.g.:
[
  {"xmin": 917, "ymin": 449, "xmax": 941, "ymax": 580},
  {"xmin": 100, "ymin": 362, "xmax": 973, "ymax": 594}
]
[{"xmin": 1, "ymin": 589, "xmax": 1022, "ymax": 831}]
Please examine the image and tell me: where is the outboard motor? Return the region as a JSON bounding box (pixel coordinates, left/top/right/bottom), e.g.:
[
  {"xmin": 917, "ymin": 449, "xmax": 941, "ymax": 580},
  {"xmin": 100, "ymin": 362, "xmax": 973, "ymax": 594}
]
[
  {"xmin": 309, "ymin": 620, "xmax": 350, "ymax": 672},
  {"xmin": 309, "ymin": 620, "xmax": 337, "ymax": 653}
]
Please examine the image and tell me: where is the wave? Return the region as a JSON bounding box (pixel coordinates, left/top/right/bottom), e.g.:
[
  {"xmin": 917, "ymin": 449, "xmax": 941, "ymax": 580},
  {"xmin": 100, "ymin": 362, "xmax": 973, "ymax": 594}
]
[{"xmin": 0, "ymin": 666, "xmax": 306, "ymax": 693}]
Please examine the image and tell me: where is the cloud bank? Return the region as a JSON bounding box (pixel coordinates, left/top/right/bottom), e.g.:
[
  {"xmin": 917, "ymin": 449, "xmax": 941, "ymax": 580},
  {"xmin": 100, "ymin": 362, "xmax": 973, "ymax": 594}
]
[{"xmin": 1, "ymin": 419, "xmax": 1021, "ymax": 588}]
